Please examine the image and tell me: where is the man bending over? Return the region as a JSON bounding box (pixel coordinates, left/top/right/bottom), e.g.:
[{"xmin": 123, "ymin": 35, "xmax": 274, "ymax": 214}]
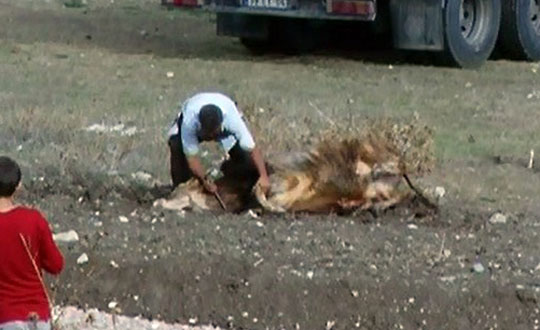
[{"xmin": 167, "ymin": 92, "xmax": 270, "ymax": 195}]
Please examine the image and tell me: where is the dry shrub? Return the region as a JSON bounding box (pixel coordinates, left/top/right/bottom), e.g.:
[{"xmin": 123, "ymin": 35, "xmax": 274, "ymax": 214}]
[
  {"xmin": 367, "ymin": 116, "xmax": 435, "ymax": 175},
  {"xmin": 320, "ymin": 114, "xmax": 435, "ymax": 176},
  {"xmin": 309, "ymin": 137, "xmax": 401, "ymax": 196},
  {"xmin": 240, "ymin": 100, "xmax": 434, "ymax": 176}
]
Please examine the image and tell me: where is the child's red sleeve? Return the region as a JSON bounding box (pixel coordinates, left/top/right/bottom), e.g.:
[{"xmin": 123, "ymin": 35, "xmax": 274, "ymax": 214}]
[{"xmin": 38, "ymin": 215, "xmax": 64, "ymax": 275}]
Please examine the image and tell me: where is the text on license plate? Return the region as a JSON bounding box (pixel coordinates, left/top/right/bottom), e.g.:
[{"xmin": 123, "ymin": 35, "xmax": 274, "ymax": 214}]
[{"xmin": 244, "ymin": 0, "xmax": 289, "ymax": 9}]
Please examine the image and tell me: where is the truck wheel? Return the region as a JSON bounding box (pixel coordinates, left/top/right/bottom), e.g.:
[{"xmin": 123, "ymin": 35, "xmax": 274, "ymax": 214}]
[
  {"xmin": 497, "ymin": 0, "xmax": 540, "ymax": 60},
  {"xmin": 442, "ymin": 0, "xmax": 501, "ymax": 68}
]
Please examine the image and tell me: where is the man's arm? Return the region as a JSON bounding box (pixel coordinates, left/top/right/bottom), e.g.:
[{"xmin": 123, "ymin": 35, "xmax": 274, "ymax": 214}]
[
  {"xmin": 180, "ymin": 115, "xmax": 218, "ymax": 193},
  {"xmin": 250, "ymin": 147, "xmax": 270, "ymax": 195},
  {"xmin": 225, "ymin": 109, "xmax": 270, "ymax": 194},
  {"xmin": 187, "ymin": 156, "xmax": 217, "ymax": 194}
]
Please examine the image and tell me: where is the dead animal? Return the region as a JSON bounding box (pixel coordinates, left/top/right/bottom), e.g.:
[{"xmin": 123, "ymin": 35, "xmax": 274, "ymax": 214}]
[
  {"xmin": 155, "ymin": 135, "xmax": 433, "ymax": 214},
  {"xmin": 255, "ymin": 137, "xmax": 411, "ymax": 213}
]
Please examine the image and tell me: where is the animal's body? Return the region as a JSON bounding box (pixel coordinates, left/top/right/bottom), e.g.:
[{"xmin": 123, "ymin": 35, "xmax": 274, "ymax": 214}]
[
  {"xmin": 255, "ymin": 137, "xmax": 410, "ymax": 213},
  {"xmin": 156, "ymin": 136, "xmax": 413, "ymax": 214}
]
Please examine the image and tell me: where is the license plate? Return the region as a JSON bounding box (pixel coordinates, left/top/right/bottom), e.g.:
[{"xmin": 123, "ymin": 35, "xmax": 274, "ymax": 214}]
[{"xmin": 243, "ymin": 0, "xmax": 289, "ymax": 9}]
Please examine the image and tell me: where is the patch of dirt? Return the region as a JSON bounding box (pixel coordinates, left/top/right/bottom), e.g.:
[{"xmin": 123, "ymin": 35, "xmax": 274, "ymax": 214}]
[{"xmin": 21, "ymin": 169, "xmax": 538, "ymax": 329}]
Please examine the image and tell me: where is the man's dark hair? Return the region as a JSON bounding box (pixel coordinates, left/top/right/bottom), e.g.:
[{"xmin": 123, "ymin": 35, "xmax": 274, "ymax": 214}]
[
  {"xmin": 199, "ymin": 104, "xmax": 223, "ymax": 133},
  {"xmin": 0, "ymin": 156, "xmax": 21, "ymax": 197}
]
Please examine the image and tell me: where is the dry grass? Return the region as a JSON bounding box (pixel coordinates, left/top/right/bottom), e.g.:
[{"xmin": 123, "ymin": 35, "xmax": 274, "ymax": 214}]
[{"xmin": 363, "ymin": 116, "xmax": 435, "ymax": 175}]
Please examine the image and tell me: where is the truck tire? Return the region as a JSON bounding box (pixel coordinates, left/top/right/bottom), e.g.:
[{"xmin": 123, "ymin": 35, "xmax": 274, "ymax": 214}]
[
  {"xmin": 442, "ymin": 0, "xmax": 501, "ymax": 68},
  {"xmin": 497, "ymin": 0, "xmax": 540, "ymax": 60}
]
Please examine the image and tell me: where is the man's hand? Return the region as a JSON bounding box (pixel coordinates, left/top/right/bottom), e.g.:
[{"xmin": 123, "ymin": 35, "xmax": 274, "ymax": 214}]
[
  {"xmin": 187, "ymin": 156, "xmax": 217, "ymax": 193},
  {"xmin": 250, "ymin": 147, "xmax": 271, "ymax": 196},
  {"xmin": 203, "ymin": 180, "xmax": 218, "ymax": 194},
  {"xmin": 256, "ymin": 175, "xmax": 271, "ymax": 196}
]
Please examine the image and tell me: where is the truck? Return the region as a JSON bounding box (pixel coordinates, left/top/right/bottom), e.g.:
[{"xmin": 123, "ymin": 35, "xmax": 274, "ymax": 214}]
[{"xmin": 165, "ymin": 0, "xmax": 540, "ymax": 68}]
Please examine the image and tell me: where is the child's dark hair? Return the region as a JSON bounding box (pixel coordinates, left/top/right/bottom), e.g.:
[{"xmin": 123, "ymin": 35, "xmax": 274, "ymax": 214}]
[
  {"xmin": 199, "ymin": 104, "xmax": 223, "ymax": 133},
  {"xmin": 0, "ymin": 156, "xmax": 21, "ymax": 197}
]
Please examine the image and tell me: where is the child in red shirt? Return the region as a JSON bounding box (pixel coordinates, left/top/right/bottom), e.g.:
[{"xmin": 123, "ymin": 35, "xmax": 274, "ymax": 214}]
[{"xmin": 0, "ymin": 157, "xmax": 64, "ymax": 330}]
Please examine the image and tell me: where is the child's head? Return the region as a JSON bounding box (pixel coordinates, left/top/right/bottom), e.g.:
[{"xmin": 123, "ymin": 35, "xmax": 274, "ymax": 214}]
[{"xmin": 0, "ymin": 156, "xmax": 21, "ymax": 198}]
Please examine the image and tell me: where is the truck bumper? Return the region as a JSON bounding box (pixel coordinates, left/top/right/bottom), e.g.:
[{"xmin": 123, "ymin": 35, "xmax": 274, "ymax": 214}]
[
  {"xmin": 211, "ymin": 0, "xmax": 376, "ymax": 21},
  {"xmin": 214, "ymin": 6, "xmax": 375, "ymax": 20}
]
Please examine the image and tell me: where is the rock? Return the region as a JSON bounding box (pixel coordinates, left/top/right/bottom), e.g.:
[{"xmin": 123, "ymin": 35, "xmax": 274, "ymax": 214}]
[
  {"xmin": 489, "ymin": 212, "xmax": 507, "ymax": 224},
  {"xmin": 440, "ymin": 275, "xmax": 456, "ymax": 283},
  {"xmin": 77, "ymin": 253, "xmax": 89, "ymax": 265},
  {"xmin": 131, "ymin": 171, "xmax": 153, "ymax": 182},
  {"xmin": 472, "ymin": 262, "xmax": 485, "ymax": 273},
  {"xmin": 85, "ymin": 309, "xmax": 109, "ymax": 328},
  {"xmin": 434, "ymin": 186, "xmax": 446, "ymax": 199},
  {"xmin": 326, "ymin": 320, "xmax": 336, "ymax": 330},
  {"xmin": 53, "ymin": 230, "xmax": 79, "ymax": 243},
  {"xmin": 423, "ymin": 186, "xmax": 446, "ymax": 201},
  {"xmin": 120, "ymin": 126, "xmax": 138, "ymax": 137},
  {"xmin": 442, "ymin": 249, "xmax": 452, "ymax": 258}
]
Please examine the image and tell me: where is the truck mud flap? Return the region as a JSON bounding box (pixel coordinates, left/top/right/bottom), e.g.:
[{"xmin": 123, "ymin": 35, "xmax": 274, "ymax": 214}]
[{"xmin": 389, "ymin": 0, "xmax": 444, "ymax": 51}]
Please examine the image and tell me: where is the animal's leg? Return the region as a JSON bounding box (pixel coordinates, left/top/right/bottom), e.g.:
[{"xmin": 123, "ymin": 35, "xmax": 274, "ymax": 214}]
[{"xmin": 254, "ymin": 184, "xmax": 286, "ymax": 213}]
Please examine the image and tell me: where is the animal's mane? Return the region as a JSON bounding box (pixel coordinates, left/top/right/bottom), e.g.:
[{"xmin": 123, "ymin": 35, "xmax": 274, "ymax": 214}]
[{"xmin": 272, "ymin": 136, "xmax": 403, "ymax": 198}]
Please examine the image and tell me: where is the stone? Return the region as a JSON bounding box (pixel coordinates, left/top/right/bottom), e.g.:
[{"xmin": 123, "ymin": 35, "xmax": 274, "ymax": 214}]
[
  {"xmin": 472, "ymin": 262, "xmax": 485, "ymax": 273},
  {"xmin": 434, "ymin": 186, "xmax": 446, "ymax": 199},
  {"xmin": 489, "ymin": 212, "xmax": 507, "ymax": 224},
  {"xmin": 77, "ymin": 253, "xmax": 89, "ymax": 265},
  {"xmin": 53, "ymin": 230, "xmax": 79, "ymax": 243}
]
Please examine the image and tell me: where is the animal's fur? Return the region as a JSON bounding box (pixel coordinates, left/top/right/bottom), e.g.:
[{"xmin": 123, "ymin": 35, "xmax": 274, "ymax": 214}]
[
  {"xmin": 155, "ymin": 136, "xmax": 414, "ymax": 214},
  {"xmin": 255, "ymin": 137, "xmax": 411, "ymax": 213}
]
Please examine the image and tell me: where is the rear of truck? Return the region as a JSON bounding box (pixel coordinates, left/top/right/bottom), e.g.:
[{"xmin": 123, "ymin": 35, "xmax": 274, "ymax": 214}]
[{"xmin": 164, "ymin": 0, "xmax": 540, "ymax": 68}]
